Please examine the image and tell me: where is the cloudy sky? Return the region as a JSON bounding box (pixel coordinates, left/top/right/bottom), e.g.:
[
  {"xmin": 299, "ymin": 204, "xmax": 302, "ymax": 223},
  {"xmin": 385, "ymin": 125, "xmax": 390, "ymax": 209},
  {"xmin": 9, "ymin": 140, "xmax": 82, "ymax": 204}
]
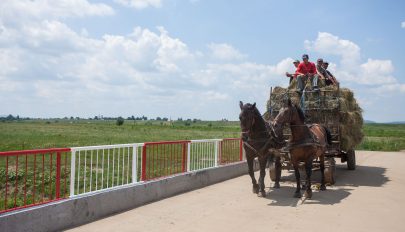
[{"xmin": 1, "ymin": 0, "xmax": 404, "ymax": 122}]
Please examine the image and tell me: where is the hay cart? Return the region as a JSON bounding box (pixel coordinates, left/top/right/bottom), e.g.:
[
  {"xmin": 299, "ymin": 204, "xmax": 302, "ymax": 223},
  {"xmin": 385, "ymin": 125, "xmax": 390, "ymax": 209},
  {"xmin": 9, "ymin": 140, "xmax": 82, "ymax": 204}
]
[{"xmin": 267, "ymin": 85, "xmax": 363, "ymax": 184}]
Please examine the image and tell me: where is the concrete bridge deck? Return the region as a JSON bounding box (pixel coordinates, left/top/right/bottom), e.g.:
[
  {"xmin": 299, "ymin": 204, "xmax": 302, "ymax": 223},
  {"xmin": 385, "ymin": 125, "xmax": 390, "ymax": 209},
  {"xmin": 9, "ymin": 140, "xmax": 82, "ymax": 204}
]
[{"xmin": 67, "ymin": 151, "xmax": 405, "ymax": 232}]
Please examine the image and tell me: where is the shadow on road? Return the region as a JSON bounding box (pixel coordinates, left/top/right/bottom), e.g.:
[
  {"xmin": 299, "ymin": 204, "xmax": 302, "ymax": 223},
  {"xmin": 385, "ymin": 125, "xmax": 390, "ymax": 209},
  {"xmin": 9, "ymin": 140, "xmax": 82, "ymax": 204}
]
[{"xmin": 264, "ymin": 164, "xmax": 389, "ymax": 206}]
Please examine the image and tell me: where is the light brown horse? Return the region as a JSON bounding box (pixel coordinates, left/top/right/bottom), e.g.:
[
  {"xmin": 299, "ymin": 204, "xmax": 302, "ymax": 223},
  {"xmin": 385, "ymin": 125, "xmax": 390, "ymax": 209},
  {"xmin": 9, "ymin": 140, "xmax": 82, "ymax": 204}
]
[
  {"xmin": 239, "ymin": 101, "xmax": 285, "ymax": 197},
  {"xmin": 273, "ymin": 99, "xmax": 331, "ymax": 198}
]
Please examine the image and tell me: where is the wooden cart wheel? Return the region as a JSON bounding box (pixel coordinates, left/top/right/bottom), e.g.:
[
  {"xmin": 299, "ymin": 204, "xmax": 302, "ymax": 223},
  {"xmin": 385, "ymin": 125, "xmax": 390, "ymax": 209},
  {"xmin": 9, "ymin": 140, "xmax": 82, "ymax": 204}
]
[
  {"xmin": 324, "ymin": 158, "xmax": 336, "ymax": 185},
  {"xmin": 347, "ymin": 149, "xmax": 356, "ymax": 170}
]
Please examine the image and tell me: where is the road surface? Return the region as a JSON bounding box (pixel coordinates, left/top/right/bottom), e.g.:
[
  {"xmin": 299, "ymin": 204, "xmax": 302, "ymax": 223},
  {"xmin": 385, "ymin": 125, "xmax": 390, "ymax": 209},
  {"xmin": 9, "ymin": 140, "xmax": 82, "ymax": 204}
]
[{"xmin": 67, "ymin": 151, "xmax": 405, "ymax": 232}]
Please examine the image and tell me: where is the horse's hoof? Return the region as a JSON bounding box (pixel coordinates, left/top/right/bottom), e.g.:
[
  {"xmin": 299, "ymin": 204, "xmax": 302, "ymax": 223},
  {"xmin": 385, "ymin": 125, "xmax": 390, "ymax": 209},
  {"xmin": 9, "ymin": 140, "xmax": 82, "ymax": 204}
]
[
  {"xmin": 293, "ymin": 192, "xmax": 302, "ymax": 198},
  {"xmin": 273, "ymin": 183, "xmax": 280, "ymax": 189},
  {"xmin": 258, "ymin": 191, "xmax": 266, "ymax": 197},
  {"xmin": 320, "ymin": 185, "xmax": 326, "ymax": 191},
  {"xmin": 304, "ymin": 189, "xmax": 312, "ymax": 199},
  {"xmin": 252, "ymin": 185, "xmax": 259, "ymax": 194}
]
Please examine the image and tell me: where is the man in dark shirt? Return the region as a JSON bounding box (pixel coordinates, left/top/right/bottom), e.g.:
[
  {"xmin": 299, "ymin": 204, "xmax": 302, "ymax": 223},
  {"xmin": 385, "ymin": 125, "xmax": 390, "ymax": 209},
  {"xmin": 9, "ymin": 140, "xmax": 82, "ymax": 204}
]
[{"xmin": 322, "ymin": 61, "xmax": 339, "ymax": 86}]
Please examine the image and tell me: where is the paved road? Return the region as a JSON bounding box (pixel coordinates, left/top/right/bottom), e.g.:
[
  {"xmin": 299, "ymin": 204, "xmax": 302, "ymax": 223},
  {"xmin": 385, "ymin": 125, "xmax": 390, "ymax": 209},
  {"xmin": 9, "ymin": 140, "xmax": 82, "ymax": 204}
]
[{"xmin": 67, "ymin": 151, "xmax": 405, "ymax": 232}]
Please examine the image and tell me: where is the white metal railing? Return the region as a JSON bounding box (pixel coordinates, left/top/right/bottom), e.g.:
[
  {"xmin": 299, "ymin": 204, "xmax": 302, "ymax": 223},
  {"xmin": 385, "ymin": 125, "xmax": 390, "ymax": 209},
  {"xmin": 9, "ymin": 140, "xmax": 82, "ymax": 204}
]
[
  {"xmin": 70, "ymin": 139, "xmax": 243, "ymax": 197},
  {"xmin": 70, "ymin": 143, "xmax": 143, "ymax": 197},
  {"xmin": 188, "ymin": 139, "xmax": 221, "ymax": 171}
]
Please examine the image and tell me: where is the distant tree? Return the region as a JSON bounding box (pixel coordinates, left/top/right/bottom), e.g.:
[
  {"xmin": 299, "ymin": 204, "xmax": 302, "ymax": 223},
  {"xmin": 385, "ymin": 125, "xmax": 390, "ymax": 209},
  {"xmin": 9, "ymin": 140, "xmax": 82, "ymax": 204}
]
[
  {"xmin": 177, "ymin": 117, "xmax": 183, "ymax": 121},
  {"xmin": 156, "ymin": 117, "xmax": 162, "ymax": 121},
  {"xmin": 94, "ymin": 116, "xmax": 99, "ymax": 120},
  {"xmin": 116, "ymin": 117, "xmax": 124, "ymax": 126},
  {"xmin": 162, "ymin": 117, "xmax": 168, "ymax": 121}
]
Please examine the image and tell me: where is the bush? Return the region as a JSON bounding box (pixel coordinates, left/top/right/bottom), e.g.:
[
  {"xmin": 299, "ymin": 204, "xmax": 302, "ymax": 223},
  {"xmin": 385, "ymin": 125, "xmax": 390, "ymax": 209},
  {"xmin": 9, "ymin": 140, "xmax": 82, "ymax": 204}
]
[{"xmin": 116, "ymin": 117, "xmax": 124, "ymax": 126}]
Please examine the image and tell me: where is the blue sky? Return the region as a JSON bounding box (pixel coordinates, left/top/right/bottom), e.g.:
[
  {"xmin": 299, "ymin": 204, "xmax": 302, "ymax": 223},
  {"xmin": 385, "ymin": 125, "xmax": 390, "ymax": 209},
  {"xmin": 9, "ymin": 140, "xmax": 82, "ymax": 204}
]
[{"xmin": 1, "ymin": 0, "xmax": 404, "ymax": 122}]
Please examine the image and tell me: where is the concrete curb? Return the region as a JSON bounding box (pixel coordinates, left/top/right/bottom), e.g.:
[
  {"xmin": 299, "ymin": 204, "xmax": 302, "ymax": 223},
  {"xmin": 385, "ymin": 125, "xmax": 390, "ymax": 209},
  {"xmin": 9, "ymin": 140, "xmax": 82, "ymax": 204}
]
[{"xmin": 0, "ymin": 161, "xmax": 252, "ymax": 232}]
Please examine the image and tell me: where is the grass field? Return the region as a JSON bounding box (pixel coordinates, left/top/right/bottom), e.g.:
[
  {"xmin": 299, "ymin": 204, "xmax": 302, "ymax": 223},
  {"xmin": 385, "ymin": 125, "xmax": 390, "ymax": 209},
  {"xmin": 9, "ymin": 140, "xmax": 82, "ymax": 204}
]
[
  {"xmin": 0, "ymin": 119, "xmax": 240, "ymax": 151},
  {"xmin": 356, "ymin": 123, "xmax": 405, "ymax": 151},
  {"xmin": 1, "ymin": 120, "xmax": 405, "ymax": 152}
]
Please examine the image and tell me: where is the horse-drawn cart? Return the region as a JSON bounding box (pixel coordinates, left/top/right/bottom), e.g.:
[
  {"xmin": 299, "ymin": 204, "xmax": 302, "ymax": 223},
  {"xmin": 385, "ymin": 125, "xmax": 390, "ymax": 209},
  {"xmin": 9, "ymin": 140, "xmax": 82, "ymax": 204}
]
[{"xmin": 266, "ymin": 85, "xmax": 364, "ymax": 184}]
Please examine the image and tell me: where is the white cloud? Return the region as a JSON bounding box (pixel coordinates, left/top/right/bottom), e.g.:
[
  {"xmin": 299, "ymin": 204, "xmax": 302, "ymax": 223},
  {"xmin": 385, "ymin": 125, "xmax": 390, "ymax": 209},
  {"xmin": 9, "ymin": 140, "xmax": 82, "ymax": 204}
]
[
  {"xmin": 208, "ymin": 43, "xmax": 246, "ymax": 61},
  {"xmin": 114, "ymin": 0, "xmax": 162, "ymax": 9},
  {"xmin": 305, "ymin": 32, "xmax": 360, "ymax": 69},
  {"xmin": 305, "ymin": 32, "xmax": 400, "ymax": 86},
  {"xmin": 0, "ymin": 0, "xmax": 114, "ymax": 23},
  {"xmin": 402, "ymin": 21, "xmax": 405, "ymax": 28},
  {"xmin": 359, "ymin": 59, "xmax": 396, "ymax": 85},
  {"xmin": 371, "ymin": 84, "xmax": 405, "ymax": 95}
]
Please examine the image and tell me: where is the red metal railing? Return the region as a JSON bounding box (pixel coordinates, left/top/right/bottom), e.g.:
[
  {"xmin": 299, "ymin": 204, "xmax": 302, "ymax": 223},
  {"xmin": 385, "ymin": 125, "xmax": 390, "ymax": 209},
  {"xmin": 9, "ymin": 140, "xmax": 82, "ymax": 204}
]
[
  {"xmin": 0, "ymin": 138, "xmax": 243, "ymax": 213},
  {"xmin": 141, "ymin": 141, "xmax": 190, "ymax": 181},
  {"xmin": 0, "ymin": 148, "xmax": 71, "ymax": 213},
  {"xmin": 220, "ymin": 138, "xmax": 243, "ymax": 164}
]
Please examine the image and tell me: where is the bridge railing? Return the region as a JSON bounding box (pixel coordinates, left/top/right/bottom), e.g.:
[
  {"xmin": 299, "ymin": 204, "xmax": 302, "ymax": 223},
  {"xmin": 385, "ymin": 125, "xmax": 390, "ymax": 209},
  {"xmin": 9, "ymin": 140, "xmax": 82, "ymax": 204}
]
[
  {"xmin": 0, "ymin": 148, "xmax": 71, "ymax": 213},
  {"xmin": 70, "ymin": 143, "xmax": 143, "ymax": 197},
  {"xmin": 1, "ymin": 138, "xmax": 243, "ymax": 213}
]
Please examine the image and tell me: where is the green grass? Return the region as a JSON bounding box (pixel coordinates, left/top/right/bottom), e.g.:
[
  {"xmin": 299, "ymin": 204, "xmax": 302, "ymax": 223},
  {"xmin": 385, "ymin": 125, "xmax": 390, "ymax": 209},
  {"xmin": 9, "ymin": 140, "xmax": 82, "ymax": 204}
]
[
  {"xmin": 0, "ymin": 119, "xmax": 240, "ymax": 151},
  {"xmin": 357, "ymin": 123, "xmax": 405, "ymax": 151},
  {"xmin": 1, "ymin": 120, "xmax": 405, "ymax": 152}
]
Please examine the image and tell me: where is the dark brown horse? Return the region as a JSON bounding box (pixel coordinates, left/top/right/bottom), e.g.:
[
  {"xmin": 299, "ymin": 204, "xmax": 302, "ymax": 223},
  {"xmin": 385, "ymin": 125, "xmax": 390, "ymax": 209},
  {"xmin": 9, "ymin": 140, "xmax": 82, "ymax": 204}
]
[
  {"xmin": 273, "ymin": 99, "xmax": 331, "ymax": 198},
  {"xmin": 239, "ymin": 101, "xmax": 285, "ymax": 197}
]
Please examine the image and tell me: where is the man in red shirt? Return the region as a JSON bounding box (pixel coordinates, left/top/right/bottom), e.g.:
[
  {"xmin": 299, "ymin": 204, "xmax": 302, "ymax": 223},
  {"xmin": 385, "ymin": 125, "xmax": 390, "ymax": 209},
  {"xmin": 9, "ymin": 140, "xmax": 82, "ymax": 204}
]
[
  {"xmin": 296, "ymin": 54, "xmax": 319, "ymax": 93},
  {"xmin": 285, "ymin": 59, "xmax": 300, "ymax": 84}
]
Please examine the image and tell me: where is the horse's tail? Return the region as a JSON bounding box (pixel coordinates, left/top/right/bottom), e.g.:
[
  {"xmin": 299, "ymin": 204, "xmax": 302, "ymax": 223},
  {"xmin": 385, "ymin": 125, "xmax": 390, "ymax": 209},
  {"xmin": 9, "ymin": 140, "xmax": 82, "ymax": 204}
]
[{"xmin": 323, "ymin": 125, "xmax": 332, "ymax": 145}]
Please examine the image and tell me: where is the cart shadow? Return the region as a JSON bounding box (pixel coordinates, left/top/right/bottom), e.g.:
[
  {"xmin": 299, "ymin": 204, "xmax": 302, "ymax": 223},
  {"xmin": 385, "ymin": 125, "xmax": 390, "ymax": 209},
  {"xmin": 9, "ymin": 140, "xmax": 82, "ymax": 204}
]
[{"xmin": 265, "ymin": 164, "xmax": 389, "ymax": 206}]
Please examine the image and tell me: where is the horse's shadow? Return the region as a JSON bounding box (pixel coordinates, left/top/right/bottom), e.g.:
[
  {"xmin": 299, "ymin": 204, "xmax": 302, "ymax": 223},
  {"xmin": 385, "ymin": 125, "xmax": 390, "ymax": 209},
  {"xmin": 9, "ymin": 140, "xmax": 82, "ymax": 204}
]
[{"xmin": 264, "ymin": 164, "xmax": 389, "ymax": 207}]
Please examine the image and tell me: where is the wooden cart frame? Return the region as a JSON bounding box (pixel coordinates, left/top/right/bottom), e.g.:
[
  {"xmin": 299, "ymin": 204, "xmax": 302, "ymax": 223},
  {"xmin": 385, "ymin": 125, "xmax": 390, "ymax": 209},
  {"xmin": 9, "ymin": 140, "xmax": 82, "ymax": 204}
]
[{"xmin": 268, "ymin": 86, "xmax": 356, "ymax": 184}]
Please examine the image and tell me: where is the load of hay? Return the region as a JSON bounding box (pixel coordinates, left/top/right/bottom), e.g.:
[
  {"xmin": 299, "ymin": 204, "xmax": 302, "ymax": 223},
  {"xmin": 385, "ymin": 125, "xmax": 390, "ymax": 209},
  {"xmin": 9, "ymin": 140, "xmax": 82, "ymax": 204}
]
[{"xmin": 265, "ymin": 83, "xmax": 363, "ymax": 151}]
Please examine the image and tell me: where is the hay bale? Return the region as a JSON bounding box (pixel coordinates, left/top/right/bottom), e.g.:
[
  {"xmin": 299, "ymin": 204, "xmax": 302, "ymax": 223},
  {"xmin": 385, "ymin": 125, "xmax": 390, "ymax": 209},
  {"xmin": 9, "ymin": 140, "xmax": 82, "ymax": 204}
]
[{"xmin": 267, "ymin": 85, "xmax": 364, "ymax": 151}]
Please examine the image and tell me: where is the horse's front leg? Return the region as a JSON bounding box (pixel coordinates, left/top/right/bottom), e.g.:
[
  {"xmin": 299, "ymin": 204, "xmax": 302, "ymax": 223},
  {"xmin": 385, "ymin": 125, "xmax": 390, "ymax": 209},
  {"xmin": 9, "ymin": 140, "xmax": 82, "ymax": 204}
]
[
  {"xmin": 247, "ymin": 156, "xmax": 259, "ymax": 194},
  {"xmin": 304, "ymin": 160, "xmax": 313, "ymax": 199},
  {"xmin": 258, "ymin": 156, "xmax": 267, "ymax": 197},
  {"xmin": 293, "ymin": 161, "xmax": 302, "ymax": 198}
]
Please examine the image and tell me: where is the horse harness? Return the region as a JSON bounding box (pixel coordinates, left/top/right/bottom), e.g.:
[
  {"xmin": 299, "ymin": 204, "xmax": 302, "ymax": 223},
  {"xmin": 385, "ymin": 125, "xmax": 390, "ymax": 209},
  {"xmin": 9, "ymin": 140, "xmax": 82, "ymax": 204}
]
[
  {"xmin": 284, "ymin": 105, "xmax": 324, "ymax": 150},
  {"xmin": 286, "ymin": 124, "xmax": 325, "ymax": 150},
  {"xmin": 243, "ymin": 129, "xmax": 284, "ymax": 157}
]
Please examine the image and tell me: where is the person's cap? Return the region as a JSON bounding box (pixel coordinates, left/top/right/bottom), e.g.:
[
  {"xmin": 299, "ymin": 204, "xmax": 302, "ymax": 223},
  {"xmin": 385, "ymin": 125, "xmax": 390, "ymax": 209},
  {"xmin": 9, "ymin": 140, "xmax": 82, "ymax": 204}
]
[
  {"xmin": 302, "ymin": 54, "xmax": 309, "ymax": 59},
  {"xmin": 293, "ymin": 59, "xmax": 300, "ymax": 64},
  {"xmin": 317, "ymin": 58, "xmax": 323, "ymax": 63}
]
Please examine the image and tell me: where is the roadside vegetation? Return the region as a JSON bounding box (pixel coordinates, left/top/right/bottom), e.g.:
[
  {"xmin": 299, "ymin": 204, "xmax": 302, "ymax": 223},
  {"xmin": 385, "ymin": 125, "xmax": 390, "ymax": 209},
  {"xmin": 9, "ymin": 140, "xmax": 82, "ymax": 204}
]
[{"xmin": 0, "ymin": 119, "xmax": 404, "ymax": 152}]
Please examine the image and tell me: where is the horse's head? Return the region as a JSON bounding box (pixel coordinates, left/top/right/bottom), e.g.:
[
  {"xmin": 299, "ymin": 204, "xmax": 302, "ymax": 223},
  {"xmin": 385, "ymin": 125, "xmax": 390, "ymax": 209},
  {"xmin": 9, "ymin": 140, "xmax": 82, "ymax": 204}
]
[
  {"xmin": 239, "ymin": 101, "xmax": 258, "ymax": 141},
  {"xmin": 273, "ymin": 98, "xmax": 306, "ymax": 135}
]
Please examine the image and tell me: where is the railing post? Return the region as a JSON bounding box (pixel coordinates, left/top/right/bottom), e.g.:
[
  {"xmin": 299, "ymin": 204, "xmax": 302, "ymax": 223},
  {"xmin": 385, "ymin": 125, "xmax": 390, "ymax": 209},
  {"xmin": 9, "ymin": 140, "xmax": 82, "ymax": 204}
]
[
  {"xmin": 141, "ymin": 145, "xmax": 147, "ymax": 181},
  {"xmin": 132, "ymin": 144, "xmax": 138, "ymax": 183},
  {"xmin": 55, "ymin": 152, "xmax": 61, "ymax": 199},
  {"xmin": 214, "ymin": 140, "xmax": 219, "ymax": 167},
  {"xmin": 239, "ymin": 139, "xmax": 243, "ymax": 161},
  {"xmin": 181, "ymin": 142, "xmax": 187, "ymax": 173},
  {"xmin": 70, "ymin": 150, "xmax": 76, "ymax": 197},
  {"xmin": 186, "ymin": 142, "xmax": 191, "ymax": 172}
]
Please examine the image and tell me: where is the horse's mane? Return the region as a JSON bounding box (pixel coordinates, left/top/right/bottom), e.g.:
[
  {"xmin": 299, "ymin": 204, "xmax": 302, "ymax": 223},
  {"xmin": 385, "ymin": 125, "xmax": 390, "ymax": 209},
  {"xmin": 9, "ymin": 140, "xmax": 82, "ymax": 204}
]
[{"xmin": 294, "ymin": 104, "xmax": 306, "ymax": 122}]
